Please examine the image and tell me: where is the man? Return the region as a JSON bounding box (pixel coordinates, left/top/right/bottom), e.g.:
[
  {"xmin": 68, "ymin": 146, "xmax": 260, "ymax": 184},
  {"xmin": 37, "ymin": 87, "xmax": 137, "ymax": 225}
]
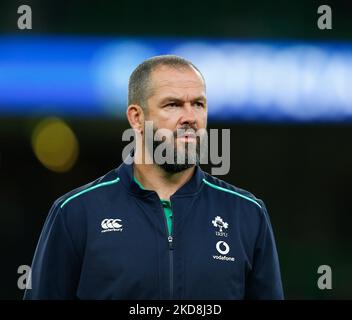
[{"xmin": 24, "ymin": 55, "xmax": 284, "ymax": 299}]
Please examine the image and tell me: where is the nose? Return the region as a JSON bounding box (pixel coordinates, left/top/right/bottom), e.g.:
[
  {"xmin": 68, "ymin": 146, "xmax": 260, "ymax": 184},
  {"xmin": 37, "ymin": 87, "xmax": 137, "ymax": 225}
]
[{"xmin": 180, "ymin": 103, "xmax": 196, "ymax": 127}]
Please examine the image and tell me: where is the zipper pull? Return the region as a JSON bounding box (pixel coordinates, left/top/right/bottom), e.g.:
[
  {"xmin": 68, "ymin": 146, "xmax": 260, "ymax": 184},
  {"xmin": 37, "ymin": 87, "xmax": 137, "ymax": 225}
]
[{"xmin": 168, "ymin": 235, "xmax": 174, "ymax": 250}]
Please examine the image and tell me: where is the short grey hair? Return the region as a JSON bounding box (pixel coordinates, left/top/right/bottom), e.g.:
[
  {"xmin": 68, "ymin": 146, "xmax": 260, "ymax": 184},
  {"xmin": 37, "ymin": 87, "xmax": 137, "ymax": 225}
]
[{"xmin": 128, "ymin": 55, "xmax": 205, "ymax": 110}]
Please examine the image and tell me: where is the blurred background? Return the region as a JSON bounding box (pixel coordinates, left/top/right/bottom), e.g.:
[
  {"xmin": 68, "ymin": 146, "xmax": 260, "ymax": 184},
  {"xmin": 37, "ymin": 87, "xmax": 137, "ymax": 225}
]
[{"xmin": 0, "ymin": 0, "xmax": 352, "ymax": 299}]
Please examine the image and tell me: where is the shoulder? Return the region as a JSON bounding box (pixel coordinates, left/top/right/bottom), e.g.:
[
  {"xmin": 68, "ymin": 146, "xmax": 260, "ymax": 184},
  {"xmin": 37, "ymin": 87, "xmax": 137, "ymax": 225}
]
[
  {"xmin": 54, "ymin": 168, "xmax": 121, "ymax": 211},
  {"xmin": 202, "ymin": 171, "xmax": 265, "ymax": 211}
]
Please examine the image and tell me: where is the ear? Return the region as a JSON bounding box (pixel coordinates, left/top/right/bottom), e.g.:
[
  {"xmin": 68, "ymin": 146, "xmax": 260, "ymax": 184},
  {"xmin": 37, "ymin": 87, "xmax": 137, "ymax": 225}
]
[{"xmin": 126, "ymin": 104, "xmax": 145, "ymax": 133}]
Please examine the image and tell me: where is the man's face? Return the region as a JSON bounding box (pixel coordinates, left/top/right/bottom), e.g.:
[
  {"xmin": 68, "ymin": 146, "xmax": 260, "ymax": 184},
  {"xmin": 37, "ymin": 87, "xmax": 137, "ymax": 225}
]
[{"xmin": 144, "ymin": 65, "xmax": 207, "ymax": 172}]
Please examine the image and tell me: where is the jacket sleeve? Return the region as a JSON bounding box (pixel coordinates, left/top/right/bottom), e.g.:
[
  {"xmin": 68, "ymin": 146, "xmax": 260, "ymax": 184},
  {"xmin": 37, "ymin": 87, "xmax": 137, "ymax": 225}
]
[
  {"xmin": 245, "ymin": 202, "xmax": 284, "ymax": 299},
  {"xmin": 23, "ymin": 201, "xmax": 81, "ymax": 299}
]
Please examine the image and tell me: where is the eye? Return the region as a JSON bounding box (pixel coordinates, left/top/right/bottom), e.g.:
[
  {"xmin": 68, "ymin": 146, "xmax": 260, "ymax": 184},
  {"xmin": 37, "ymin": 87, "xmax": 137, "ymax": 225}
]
[
  {"xmin": 194, "ymin": 102, "xmax": 204, "ymax": 108},
  {"xmin": 166, "ymin": 103, "xmax": 178, "ymax": 108}
]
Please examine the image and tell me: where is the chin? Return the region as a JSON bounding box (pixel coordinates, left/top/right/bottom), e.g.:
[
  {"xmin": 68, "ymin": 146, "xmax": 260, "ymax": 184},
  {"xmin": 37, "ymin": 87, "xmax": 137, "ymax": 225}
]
[{"xmin": 159, "ymin": 162, "xmax": 195, "ymax": 173}]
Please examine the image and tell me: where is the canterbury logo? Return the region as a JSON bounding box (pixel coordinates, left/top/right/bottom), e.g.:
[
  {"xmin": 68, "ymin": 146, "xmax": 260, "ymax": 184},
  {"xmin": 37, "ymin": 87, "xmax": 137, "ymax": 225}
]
[{"xmin": 101, "ymin": 219, "xmax": 123, "ymax": 233}]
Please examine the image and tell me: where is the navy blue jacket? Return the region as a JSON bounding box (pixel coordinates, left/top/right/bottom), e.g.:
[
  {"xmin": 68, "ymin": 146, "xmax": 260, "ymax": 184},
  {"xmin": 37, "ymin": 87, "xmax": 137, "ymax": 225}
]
[{"xmin": 24, "ymin": 159, "xmax": 284, "ymax": 300}]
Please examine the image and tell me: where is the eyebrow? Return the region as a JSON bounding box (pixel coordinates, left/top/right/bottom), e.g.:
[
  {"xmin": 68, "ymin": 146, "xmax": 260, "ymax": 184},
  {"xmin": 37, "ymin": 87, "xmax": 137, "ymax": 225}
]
[{"xmin": 159, "ymin": 96, "xmax": 207, "ymax": 105}]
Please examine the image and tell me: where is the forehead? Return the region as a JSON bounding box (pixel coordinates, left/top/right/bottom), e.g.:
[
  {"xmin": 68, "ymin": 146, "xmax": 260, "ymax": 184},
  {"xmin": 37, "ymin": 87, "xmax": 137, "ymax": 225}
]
[{"xmin": 149, "ymin": 65, "xmax": 206, "ymax": 100}]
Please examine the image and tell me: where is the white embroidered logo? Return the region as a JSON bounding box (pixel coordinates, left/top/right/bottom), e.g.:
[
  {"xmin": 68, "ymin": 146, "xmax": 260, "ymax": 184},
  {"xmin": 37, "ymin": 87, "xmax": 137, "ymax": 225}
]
[
  {"xmin": 212, "ymin": 216, "xmax": 229, "ymax": 237},
  {"xmin": 213, "ymin": 241, "xmax": 235, "ymax": 262},
  {"xmin": 101, "ymin": 219, "xmax": 123, "ymax": 233},
  {"xmin": 216, "ymin": 241, "xmax": 230, "ymax": 255}
]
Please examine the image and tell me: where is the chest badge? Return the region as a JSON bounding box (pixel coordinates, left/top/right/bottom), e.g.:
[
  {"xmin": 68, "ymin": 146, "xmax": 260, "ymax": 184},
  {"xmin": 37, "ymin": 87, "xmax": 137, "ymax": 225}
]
[
  {"xmin": 212, "ymin": 216, "xmax": 228, "ymax": 237},
  {"xmin": 101, "ymin": 218, "xmax": 123, "ymax": 233}
]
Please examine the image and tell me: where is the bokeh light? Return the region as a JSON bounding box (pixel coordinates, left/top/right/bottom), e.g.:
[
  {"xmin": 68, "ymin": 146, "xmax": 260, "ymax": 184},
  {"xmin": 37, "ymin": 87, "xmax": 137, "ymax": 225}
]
[{"xmin": 31, "ymin": 118, "xmax": 79, "ymax": 173}]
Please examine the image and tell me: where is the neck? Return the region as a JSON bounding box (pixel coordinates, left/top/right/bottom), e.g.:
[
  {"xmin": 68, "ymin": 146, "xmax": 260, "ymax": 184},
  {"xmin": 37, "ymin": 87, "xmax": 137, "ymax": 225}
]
[{"xmin": 133, "ymin": 149, "xmax": 195, "ymax": 201}]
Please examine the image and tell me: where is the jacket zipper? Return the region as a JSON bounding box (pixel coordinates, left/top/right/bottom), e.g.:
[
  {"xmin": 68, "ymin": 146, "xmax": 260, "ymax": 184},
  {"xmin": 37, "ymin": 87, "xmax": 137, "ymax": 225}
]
[
  {"xmin": 162, "ymin": 202, "xmax": 174, "ymax": 299},
  {"xmin": 168, "ymin": 235, "xmax": 174, "ymax": 300}
]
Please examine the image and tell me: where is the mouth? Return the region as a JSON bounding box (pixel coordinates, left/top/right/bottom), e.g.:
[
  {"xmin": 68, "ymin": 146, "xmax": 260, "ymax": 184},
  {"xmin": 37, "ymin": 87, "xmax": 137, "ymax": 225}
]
[{"xmin": 177, "ymin": 131, "xmax": 197, "ymax": 142}]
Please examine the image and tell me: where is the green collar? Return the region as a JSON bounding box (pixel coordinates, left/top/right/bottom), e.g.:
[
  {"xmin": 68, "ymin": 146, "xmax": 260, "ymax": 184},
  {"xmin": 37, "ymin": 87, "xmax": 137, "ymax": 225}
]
[{"xmin": 133, "ymin": 176, "xmax": 171, "ymax": 205}]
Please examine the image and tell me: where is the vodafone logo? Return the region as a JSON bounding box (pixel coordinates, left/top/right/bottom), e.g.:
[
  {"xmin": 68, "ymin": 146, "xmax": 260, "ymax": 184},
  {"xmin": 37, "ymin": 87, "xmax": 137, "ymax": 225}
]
[
  {"xmin": 216, "ymin": 241, "xmax": 230, "ymax": 255},
  {"xmin": 213, "ymin": 240, "xmax": 235, "ymax": 262},
  {"xmin": 101, "ymin": 219, "xmax": 123, "ymax": 233}
]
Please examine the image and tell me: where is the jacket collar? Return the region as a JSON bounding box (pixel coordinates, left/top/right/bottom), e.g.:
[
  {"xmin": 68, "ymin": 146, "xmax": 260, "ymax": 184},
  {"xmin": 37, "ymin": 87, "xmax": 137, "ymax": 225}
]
[{"xmin": 117, "ymin": 153, "xmax": 204, "ymax": 198}]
